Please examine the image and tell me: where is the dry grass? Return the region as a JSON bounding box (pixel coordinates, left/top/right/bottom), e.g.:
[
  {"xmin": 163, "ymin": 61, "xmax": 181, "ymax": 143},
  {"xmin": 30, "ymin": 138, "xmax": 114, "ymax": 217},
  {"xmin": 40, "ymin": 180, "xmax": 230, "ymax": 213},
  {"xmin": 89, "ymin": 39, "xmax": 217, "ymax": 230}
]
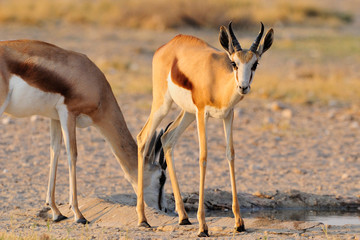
[
  {"xmin": 251, "ymin": 34, "xmax": 360, "ymax": 105},
  {"xmin": 0, "ymin": 0, "xmax": 353, "ymax": 30}
]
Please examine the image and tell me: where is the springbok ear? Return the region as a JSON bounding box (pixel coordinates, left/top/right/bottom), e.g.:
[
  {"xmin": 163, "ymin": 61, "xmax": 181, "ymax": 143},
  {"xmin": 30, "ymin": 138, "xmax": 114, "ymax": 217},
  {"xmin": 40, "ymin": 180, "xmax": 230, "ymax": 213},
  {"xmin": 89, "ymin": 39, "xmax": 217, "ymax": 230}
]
[
  {"xmin": 219, "ymin": 26, "xmax": 234, "ymax": 56},
  {"xmin": 259, "ymin": 28, "xmax": 274, "ymax": 56}
]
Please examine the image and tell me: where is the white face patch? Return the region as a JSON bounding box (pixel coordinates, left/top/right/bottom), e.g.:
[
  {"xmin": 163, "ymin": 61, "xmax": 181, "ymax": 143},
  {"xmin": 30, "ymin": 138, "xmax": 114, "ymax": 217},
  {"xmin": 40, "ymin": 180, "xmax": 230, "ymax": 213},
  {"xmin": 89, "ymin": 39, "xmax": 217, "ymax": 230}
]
[
  {"xmin": 5, "ymin": 75, "xmax": 61, "ymax": 119},
  {"xmin": 143, "ymin": 166, "xmax": 167, "ymax": 211},
  {"xmin": 234, "ymin": 54, "xmax": 258, "ymax": 95},
  {"xmin": 167, "ymin": 72, "xmax": 197, "ymax": 114}
]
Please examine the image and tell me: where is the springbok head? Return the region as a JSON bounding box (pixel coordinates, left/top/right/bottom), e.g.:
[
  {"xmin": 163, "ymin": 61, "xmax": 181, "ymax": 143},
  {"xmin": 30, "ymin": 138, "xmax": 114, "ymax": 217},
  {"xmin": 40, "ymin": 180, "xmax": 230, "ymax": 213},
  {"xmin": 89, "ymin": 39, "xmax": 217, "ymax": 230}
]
[
  {"xmin": 219, "ymin": 22, "xmax": 274, "ymax": 95},
  {"xmin": 142, "ymin": 125, "xmax": 170, "ymax": 212}
]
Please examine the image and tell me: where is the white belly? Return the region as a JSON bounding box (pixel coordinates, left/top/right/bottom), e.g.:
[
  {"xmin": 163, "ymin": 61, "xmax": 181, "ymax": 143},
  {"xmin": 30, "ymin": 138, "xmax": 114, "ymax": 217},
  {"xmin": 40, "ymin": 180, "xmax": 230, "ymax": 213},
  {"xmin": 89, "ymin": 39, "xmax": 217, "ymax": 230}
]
[
  {"xmin": 5, "ymin": 75, "xmax": 61, "ymax": 119},
  {"xmin": 4, "ymin": 76, "xmax": 94, "ymax": 128},
  {"xmin": 167, "ymin": 73, "xmax": 233, "ymax": 119},
  {"xmin": 167, "ymin": 74, "xmax": 196, "ymax": 114}
]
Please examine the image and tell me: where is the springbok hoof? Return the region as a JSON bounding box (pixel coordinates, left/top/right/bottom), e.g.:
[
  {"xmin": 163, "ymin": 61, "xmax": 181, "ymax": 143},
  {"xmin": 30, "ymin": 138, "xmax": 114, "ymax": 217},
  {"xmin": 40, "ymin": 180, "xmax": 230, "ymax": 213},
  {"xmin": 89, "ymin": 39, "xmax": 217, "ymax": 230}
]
[
  {"xmin": 235, "ymin": 224, "xmax": 246, "ymax": 232},
  {"xmin": 76, "ymin": 218, "xmax": 90, "ymax": 224},
  {"xmin": 179, "ymin": 218, "xmax": 192, "ymax": 225},
  {"xmin": 139, "ymin": 221, "xmax": 151, "ymax": 228},
  {"xmin": 53, "ymin": 214, "xmax": 68, "ymax": 222},
  {"xmin": 197, "ymin": 230, "xmax": 209, "ymax": 237}
]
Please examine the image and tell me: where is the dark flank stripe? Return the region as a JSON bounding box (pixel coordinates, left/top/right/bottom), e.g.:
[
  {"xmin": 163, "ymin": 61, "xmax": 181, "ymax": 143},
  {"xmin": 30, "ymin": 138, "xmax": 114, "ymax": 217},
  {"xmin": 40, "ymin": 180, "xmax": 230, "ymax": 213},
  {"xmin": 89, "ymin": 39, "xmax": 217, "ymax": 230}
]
[
  {"xmin": 171, "ymin": 57, "xmax": 192, "ymax": 91},
  {"xmin": 7, "ymin": 58, "xmax": 72, "ymax": 98}
]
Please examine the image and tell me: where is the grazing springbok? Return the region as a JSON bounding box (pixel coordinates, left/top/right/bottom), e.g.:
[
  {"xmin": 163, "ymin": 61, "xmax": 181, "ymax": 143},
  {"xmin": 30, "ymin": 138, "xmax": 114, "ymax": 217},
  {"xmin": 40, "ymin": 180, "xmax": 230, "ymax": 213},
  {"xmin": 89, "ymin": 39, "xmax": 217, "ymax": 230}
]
[
  {"xmin": 0, "ymin": 40, "xmax": 167, "ymax": 224},
  {"xmin": 137, "ymin": 22, "xmax": 274, "ymax": 237}
]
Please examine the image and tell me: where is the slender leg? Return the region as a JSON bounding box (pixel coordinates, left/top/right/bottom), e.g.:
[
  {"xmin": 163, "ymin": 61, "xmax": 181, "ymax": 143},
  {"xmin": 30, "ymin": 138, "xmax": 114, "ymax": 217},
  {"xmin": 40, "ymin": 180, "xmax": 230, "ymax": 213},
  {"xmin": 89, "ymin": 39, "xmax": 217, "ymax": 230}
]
[
  {"xmin": 196, "ymin": 109, "xmax": 209, "ymax": 237},
  {"xmin": 0, "ymin": 87, "xmax": 11, "ymax": 117},
  {"xmin": 137, "ymin": 97, "xmax": 172, "ymax": 227},
  {"xmin": 58, "ymin": 109, "xmax": 88, "ymax": 224},
  {"xmin": 161, "ymin": 110, "xmax": 195, "ymax": 225},
  {"xmin": 46, "ymin": 119, "xmax": 67, "ymax": 222},
  {"xmin": 223, "ymin": 110, "xmax": 245, "ymax": 232}
]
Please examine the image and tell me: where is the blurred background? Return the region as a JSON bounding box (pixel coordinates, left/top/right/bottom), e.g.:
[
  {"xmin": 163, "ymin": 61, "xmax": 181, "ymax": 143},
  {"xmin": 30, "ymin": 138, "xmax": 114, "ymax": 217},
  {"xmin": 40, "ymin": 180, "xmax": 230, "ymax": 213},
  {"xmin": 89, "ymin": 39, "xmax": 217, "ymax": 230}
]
[{"xmin": 0, "ymin": 0, "xmax": 359, "ymax": 106}]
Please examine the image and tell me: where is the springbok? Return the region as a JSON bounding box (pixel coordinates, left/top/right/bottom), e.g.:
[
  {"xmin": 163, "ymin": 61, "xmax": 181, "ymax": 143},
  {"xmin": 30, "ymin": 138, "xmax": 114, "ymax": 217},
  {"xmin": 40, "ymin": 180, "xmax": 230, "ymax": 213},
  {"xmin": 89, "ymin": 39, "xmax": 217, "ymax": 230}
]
[
  {"xmin": 0, "ymin": 40, "xmax": 167, "ymax": 224},
  {"xmin": 137, "ymin": 22, "xmax": 274, "ymax": 237}
]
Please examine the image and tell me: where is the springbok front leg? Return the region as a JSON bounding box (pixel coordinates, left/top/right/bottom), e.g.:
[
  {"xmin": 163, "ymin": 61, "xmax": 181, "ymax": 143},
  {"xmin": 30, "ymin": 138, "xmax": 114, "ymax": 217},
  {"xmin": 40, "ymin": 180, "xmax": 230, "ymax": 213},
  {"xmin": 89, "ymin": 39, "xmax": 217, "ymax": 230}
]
[
  {"xmin": 46, "ymin": 119, "xmax": 67, "ymax": 222},
  {"xmin": 223, "ymin": 109, "xmax": 245, "ymax": 232},
  {"xmin": 58, "ymin": 108, "xmax": 88, "ymax": 224},
  {"xmin": 196, "ymin": 109, "xmax": 209, "ymax": 237},
  {"xmin": 161, "ymin": 110, "xmax": 195, "ymax": 225}
]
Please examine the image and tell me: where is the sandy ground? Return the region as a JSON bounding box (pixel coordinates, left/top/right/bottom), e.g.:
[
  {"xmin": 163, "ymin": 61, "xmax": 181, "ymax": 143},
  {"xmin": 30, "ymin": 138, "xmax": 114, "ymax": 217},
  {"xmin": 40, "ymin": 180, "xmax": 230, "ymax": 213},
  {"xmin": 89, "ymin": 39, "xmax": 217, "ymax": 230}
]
[
  {"xmin": 1, "ymin": 95, "xmax": 360, "ymax": 239},
  {"xmin": 0, "ymin": 24, "xmax": 360, "ymax": 239}
]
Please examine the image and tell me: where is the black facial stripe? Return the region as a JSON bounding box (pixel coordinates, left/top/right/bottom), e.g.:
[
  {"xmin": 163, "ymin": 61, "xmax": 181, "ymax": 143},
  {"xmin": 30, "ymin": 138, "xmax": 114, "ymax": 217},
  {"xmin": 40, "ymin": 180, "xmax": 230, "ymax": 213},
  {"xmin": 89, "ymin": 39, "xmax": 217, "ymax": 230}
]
[
  {"xmin": 158, "ymin": 170, "xmax": 166, "ymax": 210},
  {"xmin": 231, "ymin": 61, "xmax": 237, "ymax": 69},
  {"xmin": 251, "ymin": 61, "xmax": 258, "ymax": 71}
]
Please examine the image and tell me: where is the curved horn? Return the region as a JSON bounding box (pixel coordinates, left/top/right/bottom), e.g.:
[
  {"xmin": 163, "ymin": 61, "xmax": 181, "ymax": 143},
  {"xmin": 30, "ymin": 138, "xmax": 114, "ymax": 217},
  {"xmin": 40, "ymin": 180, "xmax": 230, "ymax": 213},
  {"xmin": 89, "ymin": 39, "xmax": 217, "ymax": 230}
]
[
  {"xmin": 228, "ymin": 22, "xmax": 242, "ymax": 52},
  {"xmin": 250, "ymin": 22, "xmax": 264, "ymax": 53}
]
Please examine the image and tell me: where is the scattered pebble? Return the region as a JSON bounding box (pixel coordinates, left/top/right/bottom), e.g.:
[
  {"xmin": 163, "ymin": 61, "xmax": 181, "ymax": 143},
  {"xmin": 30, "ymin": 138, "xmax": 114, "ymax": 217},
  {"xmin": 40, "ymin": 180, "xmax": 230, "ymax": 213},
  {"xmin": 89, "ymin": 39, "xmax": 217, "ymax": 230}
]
[
  {"xmin": 293, "ymin": 168, "xmax": 307, "ymax": 175},
  {"xmin": 341, "ymin": 173, "xmax": 349, "ymax": 179},
  {"xmin": 327, "ymin": 109, "xmax": 337, "ymax": 119},
  {"xmin": 30, "ymin": 116, "xmax": 38, "ymax": 122},
  {"xmin": 281, "ymin": 109, "xmax": 293, "ymax": 119},
  {"xmin": 350, "ymin": 121, "xmax": 359, "ymax": 129},
  {"xmin": 268, "ymin": 101, "xmax": 286, "ymax": 111},
  {"xmin": 263, "ymin": 116, "xmax": 274, "ymax": 124},
  {"xmin": 1, "ymin": 117, "xmax": 13, "ymax": 125}
]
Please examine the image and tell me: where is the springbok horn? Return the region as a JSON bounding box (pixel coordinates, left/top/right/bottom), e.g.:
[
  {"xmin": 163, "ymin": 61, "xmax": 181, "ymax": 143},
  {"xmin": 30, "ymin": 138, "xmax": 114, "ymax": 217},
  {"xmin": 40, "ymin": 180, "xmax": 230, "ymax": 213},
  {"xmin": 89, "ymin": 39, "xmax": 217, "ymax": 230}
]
[
  {"xmin": 228, "ymin": 22, "xmax": 242, "ymax": 52},
  {"xmin": 250, "ymin": 22, "xmax": 264, "ymax": 53}
]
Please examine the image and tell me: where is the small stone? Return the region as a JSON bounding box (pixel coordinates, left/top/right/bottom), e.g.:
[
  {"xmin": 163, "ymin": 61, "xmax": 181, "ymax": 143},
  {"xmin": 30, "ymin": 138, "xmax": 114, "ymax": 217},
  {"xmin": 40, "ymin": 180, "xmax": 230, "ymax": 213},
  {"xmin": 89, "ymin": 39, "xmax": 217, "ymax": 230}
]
[
  {"xmin": 350, "ymin": 121, "xmax": 359, "ymax": 129},
  {"xmin": 341, "ymin": 173, "xmax": 349, "ymax": 179},
  {"xmin": 30, "ymin": 116, "xmax": 38, "ymax": 122},
  {"xmin": 339, "ymin": 157, "xmax": 346, "ymax": 163},
  {"xmin": 293, "ymin": 168, "xmax": 306, "ymax": 175},
  {"xmin": 268, "ymin": 101, "xmax": 286, "ymax": 111},
  {"xmin": 327, "ymin": 109, "xmax": 337, "ymax": 119},
  {"xmin": 281, "ymin": 109, "xmax": 293, "ymax": 119},
  {"xmin": 1, "ymin": 117, "xmax": 13, "ymax": 125},
  {"xmin": 263, "ymin": 116, "xmax": 274, "ymax": 124}
]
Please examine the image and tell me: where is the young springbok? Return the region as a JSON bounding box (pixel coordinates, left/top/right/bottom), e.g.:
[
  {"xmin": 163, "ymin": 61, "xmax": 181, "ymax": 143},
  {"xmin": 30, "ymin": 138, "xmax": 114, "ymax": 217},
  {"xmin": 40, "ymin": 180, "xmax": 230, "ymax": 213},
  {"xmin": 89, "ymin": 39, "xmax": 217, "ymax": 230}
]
[
  {"xmin": 0, "ymin": 40, "xmax": 167, "ymax": 224},
  {"xmin": 137, "ymin": 22, "xmax": 274, "ymax": 237}
]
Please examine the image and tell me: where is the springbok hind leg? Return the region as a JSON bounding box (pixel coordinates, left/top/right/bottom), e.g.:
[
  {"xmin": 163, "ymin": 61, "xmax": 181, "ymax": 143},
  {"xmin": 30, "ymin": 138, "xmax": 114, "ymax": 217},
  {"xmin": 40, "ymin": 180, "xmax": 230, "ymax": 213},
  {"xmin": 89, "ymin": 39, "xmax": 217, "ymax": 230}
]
[
  {"xmin": 137, "ymin": 97, "xmax": 172, "ymax": 227},
  {"xmin": 223, "ymin": 110, "xmax": 245, "ymax": 232},
  {"xmin": 161, "ymin": 110, "xmax": 195, "ymax": 225},
  {"xmin": 58, "ymin": 109, "xmax": 88, "ymax": 224},
  {"xmin": 46, "ymin": 119, "xmax": 67, "ymax": 222}
]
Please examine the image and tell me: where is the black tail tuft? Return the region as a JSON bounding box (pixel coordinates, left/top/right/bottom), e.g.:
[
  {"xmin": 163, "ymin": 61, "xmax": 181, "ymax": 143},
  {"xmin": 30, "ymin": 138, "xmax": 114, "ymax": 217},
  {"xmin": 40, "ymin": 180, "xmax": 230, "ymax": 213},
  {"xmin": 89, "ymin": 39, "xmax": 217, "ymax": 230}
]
[{"xmin": 154, "ymin": 122, "xmax": 173, "ymax": 170}]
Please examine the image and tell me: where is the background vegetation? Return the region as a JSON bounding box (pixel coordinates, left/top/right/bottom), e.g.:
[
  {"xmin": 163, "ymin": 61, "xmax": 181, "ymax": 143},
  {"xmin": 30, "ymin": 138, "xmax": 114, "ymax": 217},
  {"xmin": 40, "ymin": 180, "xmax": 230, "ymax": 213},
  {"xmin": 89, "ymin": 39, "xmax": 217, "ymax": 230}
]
[
  {"xmin": 0, "ymin": 0, "xmax": 358, "ymax": 106},
  {"xmin": 0, "ymin": 0, "xmax": 353, "ymax": 30}
]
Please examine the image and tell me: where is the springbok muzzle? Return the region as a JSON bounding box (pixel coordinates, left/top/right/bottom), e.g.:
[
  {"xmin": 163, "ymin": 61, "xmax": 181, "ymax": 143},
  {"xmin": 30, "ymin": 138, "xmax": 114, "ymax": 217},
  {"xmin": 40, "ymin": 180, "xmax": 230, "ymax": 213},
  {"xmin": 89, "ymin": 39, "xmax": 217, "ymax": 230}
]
[{"xmin": 239, "ymin": 85, "xmax": 250, "ymax": 94}]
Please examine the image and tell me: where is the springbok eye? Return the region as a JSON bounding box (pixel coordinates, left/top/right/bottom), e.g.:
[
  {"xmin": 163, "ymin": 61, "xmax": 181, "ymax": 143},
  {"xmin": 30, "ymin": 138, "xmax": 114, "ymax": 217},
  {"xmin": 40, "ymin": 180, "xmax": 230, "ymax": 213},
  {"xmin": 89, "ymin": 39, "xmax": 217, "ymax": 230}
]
[
  {"xmin": 251, "ymin": 61, "xmax": 258, "ymax": 71},
  {"xmin": 231, "ymin": 61, "xmax": 237, "ymax": 69}
]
